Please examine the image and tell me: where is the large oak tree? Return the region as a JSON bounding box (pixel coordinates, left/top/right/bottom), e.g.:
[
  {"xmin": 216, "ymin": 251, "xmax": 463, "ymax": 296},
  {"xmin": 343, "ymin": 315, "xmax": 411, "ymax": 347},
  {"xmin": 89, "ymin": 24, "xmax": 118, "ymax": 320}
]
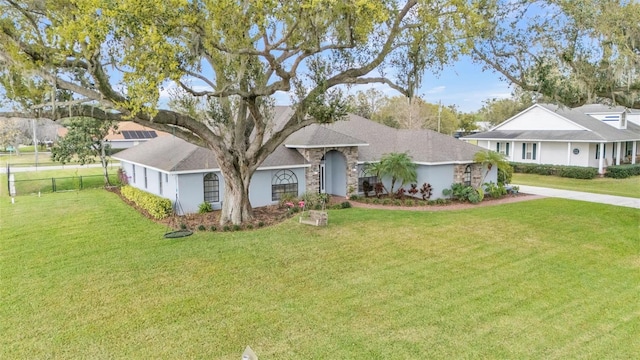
[
  {"xmin": 474, "ymin": 0, "xmax": 640, "ymax": 109},
  {"xmin": 0, "ymin": 0, "xmax": 491, "ymax": 224}
]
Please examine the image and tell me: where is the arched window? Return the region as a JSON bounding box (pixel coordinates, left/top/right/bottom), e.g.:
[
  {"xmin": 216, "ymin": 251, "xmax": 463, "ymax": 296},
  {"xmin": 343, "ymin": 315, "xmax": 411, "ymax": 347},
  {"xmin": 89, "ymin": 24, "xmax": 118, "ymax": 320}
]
[
  {"xmin": 204, "ymin": 173, "xmax": 220, "ymax": 203},
  {"xmin": 272, "ymin": 169, "xmax": 298, "ymax": 201},
  {"xmin": 463, "ymin": 165, "xmax": 472, "ymax": 186}
]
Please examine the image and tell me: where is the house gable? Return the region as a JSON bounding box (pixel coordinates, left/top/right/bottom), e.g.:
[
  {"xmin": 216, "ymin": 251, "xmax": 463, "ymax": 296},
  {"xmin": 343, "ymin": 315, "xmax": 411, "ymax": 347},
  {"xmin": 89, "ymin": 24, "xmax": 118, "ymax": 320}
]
[{"xmin": 495, "ymin": 105, "xmax": 586, "ymax": 131}]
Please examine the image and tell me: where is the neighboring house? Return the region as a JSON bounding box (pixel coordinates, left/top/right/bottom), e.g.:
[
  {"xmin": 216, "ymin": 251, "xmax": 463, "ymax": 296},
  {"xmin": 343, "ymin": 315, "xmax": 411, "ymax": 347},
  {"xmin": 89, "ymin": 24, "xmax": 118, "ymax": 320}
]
[
  {"xmin": 113, "ymin": 107, "xmax": 496, "ymax": 214},
  {"xmin": 56, "ymin": 121, "xmax": 170, "ymax": 150},
  {"xmin": 462, "ymin": 104, "xmax": 640, "ymax": 174},
  {"xmin": 105, "ymin": 121, "xmax": 170, "ymax": 149}
]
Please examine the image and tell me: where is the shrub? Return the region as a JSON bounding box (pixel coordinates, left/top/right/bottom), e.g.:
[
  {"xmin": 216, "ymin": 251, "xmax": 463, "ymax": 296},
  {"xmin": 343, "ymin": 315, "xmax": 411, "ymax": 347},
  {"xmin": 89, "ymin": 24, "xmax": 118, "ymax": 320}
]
[
  {"xmin": 179, "ymin": 223, "xmax": 187, "ymax": 230},
  {"xmin": 210, "ymin": 225, "xmax": 217, "ymax": 231},
  {"xmin": 392, "ymin": 199, "xmax": 403, "ymax": 206},
  {"xmin": 372, "ymin": 198, "xmax": 382, "ymax": 205},
  {"xmin": 246, "ymin": 224, "xmax": 254, "ymax": 230},
  {"xmin": 483, "ymin": 181, "xmax": 507, "ymax": 198},
  {"xmin": 120, "ymin": 186, "xmax": 172, "ymax": 219},
  {"xmin": 300, "ymin": 191, "xmax": 321, "ymax": 208},
  {"xmin": 348, "ymin": 194, "xmax": 360, "ymax": 201},
  {"xmin": 258, "ymin": 221, "xmax": 265, "ymax": 228},
  {"xmin": 362, "ymin": 180, "xmax": 373, "ymax": 197},
  {"xmin": 198, "ymin": 202, "xmax": 213, "ymax": 213},
  {"xmin": 278, "ymin": 193, "xmax": 298, "ymax": 208},
  {"xmin": 197, "ymin": 224, "xmax": 206, "ymax": 231},
  {"xmin": 443, "ymin": 183, "xmax": 483, "ymax": 203},
  {"xmin": 233, "ymin": 225, "xmax": 241, "ymax": 231},
  {"xmin": 407, "ymin": 184, "xmax": 419, "ymax": 197},
  {"xmin": 340, "ymin": 201, "xmax": 352, "ymax": 209},
  {"xmin": 223, "ymin": 225, "xmax": 231, "ymax": 232},
  {"xmin": 404, "ymin": 199, "xmax": 415, "ymax": 206},
  {"xmin": 511, "ymin": 162, "xmax": 598, "ymax": 179},
  {"xmin": 605, "ymin": 164, "xmax": 640, "ymax": 178},
  {"xmin": 117, "ymin": 168, "xmax": 129, "ymax": 186},
  {"xmin": 556, "ymin": 166, "xmax": 598, "ymax": 179},
  {"xmin": 382, "ymin": 198, "xmax": 392, "ymax": 205},
  {"xmin": 497, "ymin": 165, "xmax": 513, "ymax": 185},
  {"xmin": 419, "ymin": 183, "xmax": 433, "ymax": 200}
]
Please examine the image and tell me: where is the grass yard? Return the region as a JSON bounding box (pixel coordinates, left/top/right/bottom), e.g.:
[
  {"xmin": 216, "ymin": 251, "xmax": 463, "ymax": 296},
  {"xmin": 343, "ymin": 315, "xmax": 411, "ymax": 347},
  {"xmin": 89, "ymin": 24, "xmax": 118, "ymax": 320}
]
[
  {"xmin": 4, "ymin": 167, "xmax": 119, "ymax": 195},
  {"xmin": 1, "ymin": 151, "xmax": 55, "ymax": 166},
  {"xmin": 513, "ymin": 173, "xmax": 640, "ymax": 198},
  {"xmin": 1, "ymin": 189, "xmax": 639, "ymax": 358}
]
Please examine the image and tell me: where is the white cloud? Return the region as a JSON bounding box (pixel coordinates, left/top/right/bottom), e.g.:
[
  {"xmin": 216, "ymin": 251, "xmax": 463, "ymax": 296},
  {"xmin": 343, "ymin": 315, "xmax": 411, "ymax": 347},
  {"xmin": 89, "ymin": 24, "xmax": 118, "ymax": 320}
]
[{"xmin": 425, "ymin": 86, "xmax": 446, "ymax": 94}]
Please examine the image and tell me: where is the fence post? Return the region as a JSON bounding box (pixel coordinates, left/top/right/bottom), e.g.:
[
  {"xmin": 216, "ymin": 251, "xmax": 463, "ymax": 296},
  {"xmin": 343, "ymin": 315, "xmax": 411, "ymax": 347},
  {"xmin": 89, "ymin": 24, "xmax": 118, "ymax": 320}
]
[
  {"xmin": 52, "ymin": 178, "xmax": 56, "ymax": 192},
  {"xmin": 6, "ymin": 163, "xmax": 9, "ymax": 194},
  {"xmin": 80, "ymin": 176, "xmax": 83, "ymax": 190}
]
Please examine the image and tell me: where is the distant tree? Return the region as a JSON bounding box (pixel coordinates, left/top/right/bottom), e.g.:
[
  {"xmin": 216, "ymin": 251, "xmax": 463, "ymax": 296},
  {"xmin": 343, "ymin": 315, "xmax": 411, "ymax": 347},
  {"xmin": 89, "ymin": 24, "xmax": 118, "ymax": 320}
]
[
  {"xmin": 346, "ymin": 88, "xmax": 387, "ymax": 121},
  {"xmin": 51, "ymin": 118, "xmax": 115, "ymax": 186},
  {"xmin": 474, "ymin": 0, "xmax": 640, "ymax": 109},
  {"xmin": 457, "ymin": 113, "xmax": 480, "ymax": 133},
  {"xmin": 478, "ymin": 96, "xmax": 533, "ymax": 126},
  {"xmin": 0, "ymin": 118, "xmax": 22, "ymax": 154},
  {"xmin": 366, "ymin": 152, "xmax": 417, "ymax": 195},
  {"xmin": 377, "ymin": 96, "xmax": 457, "ymax": 133}
]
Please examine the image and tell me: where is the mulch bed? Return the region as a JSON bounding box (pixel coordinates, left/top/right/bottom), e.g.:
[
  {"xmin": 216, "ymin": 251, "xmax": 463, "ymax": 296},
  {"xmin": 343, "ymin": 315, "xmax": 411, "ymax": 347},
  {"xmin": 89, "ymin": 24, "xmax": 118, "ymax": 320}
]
[
  {"xmin": 106, "ymin": 186, "xmax": 292, "ymax": 231},
  {"xmin": 106, "ymin": 187, "xmax": 542, "ymax": 232}
]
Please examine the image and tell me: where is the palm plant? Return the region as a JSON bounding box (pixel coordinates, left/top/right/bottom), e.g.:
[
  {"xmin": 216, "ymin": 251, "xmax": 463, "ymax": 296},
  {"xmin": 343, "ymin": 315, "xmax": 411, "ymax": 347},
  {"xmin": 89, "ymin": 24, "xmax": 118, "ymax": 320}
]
[
  {"xmin": 366, "ymin": 152, "xmax": 418, "ymax": 195},
  {"xmin": 473, "ymin": 150, "xmax": 510, "ymax": 187}
]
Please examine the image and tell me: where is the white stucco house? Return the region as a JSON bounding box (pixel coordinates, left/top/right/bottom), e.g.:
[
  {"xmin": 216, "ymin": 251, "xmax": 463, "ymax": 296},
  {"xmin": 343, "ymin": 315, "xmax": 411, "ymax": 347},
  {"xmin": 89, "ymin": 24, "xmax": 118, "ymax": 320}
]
[
  {"xmin": 113, "ymin": 107, "xmax": 496, "ymax": 214},
  {"xmin": 462, "ymin": 104, "xmax": 640, "ymax": 174}
]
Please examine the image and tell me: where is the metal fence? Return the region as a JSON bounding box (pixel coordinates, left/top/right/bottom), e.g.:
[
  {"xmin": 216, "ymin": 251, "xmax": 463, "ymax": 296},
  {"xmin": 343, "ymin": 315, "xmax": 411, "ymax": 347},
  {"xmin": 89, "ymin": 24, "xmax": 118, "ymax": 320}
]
[{"xmin": 6, "ymin": 168, "xmax": 117, "ymax": 196}]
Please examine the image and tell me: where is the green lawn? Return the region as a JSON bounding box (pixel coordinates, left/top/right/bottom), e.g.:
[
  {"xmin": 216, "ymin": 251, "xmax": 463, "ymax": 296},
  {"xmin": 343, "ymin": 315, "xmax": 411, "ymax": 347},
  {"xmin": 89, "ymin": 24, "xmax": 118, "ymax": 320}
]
[
  {"xmin": 1, "ymin": 190, "xmax": 639, "ymax": 359},
  {"xmin": 513, "ymin": 173, "xmax": 640, "ymax": 198},
  {"xmin": 5, "ymin": 167, "xmax": 119, "ymax": 195},
  {"xmin": 0, "ymin": 151, "xmax": 55, "ymax": 166}
]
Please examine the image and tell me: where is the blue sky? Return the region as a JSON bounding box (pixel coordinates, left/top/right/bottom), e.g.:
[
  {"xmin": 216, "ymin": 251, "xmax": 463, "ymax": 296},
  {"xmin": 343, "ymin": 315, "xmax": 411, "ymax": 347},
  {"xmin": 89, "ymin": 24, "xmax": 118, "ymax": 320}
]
[{"xmin": 418, "ymin": 56, "xmax": 513, "ymax": 112}]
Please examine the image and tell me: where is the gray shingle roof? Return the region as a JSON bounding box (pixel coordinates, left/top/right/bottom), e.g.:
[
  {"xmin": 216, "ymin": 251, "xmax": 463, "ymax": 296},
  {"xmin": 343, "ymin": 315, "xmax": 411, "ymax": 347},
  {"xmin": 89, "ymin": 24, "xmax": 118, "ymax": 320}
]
[
  {"xmin": 284, "ymin": 124, "xmax": 368, "ymax": 148},
  {"xmin": 115, "ymin": 106, "xmax": 486, "ymax": 171},
  {"xmin": 113, "ymin": 135, "xmax": 307, "ymax": 172},
  {"xmin": 322, "ymin": 113, "xmax": 482, "ymax": 163},
  {"xmin": 464, "ymin": 104, "xmax": 640, "ymax": 142}
]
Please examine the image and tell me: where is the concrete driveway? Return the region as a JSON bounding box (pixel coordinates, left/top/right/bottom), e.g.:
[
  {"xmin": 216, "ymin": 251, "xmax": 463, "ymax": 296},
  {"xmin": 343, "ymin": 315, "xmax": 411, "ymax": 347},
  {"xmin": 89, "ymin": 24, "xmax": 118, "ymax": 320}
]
[{"xmin": 515, "ymin": 185, "xmax": 640, "ymax": 209}]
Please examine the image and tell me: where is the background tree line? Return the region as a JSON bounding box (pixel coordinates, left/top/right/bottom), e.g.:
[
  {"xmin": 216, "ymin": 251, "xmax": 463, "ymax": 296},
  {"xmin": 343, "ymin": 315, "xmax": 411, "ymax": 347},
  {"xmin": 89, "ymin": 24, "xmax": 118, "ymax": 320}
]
[{"xmin": 345, "ymin": 88, "xmax": 537, "ymax": 134}]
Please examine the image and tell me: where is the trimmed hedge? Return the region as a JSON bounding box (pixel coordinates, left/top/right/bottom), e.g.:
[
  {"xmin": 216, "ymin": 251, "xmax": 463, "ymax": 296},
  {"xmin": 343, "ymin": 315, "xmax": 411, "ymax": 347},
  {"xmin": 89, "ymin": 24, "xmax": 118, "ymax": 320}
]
[
  {"xmin": 120, "ymin": 186, "xmax": 172, "ymax": 219},
  {"xmin": 511, "ymin": 163, "xmax": 598, "ymax": 179},
  {"xmin": 605, "ymin": 164, "xmax": 640, "ymax": 179}
]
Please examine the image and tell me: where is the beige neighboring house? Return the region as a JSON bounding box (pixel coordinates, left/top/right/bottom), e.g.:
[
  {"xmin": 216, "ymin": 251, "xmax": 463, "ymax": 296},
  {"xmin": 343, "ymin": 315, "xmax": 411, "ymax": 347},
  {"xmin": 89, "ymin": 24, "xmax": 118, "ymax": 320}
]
[
  {"xmin": 56, "ymin": 121, "xmax": 170, "ymax": 150},
  {"xmin": 114, "ymin": 106, "xmax": 496, "ymax": 214},
  {"xmin": 105, "ymin": 121, "xmax": 170, "ymax": 149}
]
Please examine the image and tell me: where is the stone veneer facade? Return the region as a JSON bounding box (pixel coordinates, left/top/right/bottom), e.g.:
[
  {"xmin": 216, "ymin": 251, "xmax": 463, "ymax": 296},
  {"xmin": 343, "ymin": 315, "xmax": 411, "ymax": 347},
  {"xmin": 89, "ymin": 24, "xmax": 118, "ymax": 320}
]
[
  {"xmin": 296, "ymin": 146, "xmax": 360, "ymax": 195},
  {"xmin": 453, "ymin": 163, "xmax": 483, "ymax": 188}
]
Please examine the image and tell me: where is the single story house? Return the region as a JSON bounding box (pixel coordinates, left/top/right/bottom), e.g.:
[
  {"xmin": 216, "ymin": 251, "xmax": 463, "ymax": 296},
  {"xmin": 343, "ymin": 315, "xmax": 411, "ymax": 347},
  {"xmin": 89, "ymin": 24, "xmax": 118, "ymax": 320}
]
[
  {"xmin": 113, "ymin": 107, "xmax": 496, "ymax": 214},
  {"xmin": 56, "ymin": 121, "xmax": 170, "ymax": 150},
  {"xmin": 462, "ymin": 104, "xmax": 640, "ymax": 174}
]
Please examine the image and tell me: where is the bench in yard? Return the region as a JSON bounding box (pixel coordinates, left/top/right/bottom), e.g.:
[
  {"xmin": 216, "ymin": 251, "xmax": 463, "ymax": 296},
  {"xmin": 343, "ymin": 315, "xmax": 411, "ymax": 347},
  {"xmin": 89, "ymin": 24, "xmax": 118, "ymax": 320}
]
[{"xmin": 299, "ymin": 210, "xmax": 328, "ymax": 226}]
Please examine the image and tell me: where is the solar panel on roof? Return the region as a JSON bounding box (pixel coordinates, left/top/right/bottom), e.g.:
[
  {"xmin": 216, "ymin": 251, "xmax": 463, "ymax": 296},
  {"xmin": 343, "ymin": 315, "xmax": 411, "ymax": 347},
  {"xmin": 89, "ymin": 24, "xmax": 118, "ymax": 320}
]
[{"xmin": 120, "ymin": 130, "xmax": 158, "ymax": 140}]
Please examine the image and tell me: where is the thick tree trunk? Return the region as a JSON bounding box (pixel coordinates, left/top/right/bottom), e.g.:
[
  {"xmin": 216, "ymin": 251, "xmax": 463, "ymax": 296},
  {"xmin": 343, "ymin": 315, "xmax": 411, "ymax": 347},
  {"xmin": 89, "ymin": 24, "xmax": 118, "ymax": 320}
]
[{"xmin": 219, "ymin": 166, "xmax": 253, "ymax": 225}]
